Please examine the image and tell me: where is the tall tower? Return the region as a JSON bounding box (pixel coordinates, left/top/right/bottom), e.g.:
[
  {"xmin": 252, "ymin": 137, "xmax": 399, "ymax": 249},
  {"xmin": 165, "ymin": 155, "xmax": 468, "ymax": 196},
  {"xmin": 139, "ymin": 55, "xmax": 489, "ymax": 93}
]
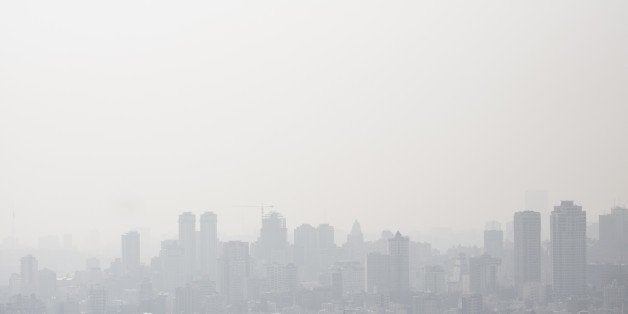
[
  {"xmin": 551, "ymin": 201, "xmax": 586, "ymax": 297},
  {"xmin": 599, "ymin": 207, "xmax": 628, "ymax": 263},
  {"xmin": 514, "ymin": 211, "xmax": 541, "ymax": 290},
  {"xmin": 256, "ymin": 211, "xmax": 288, "ymax": 262},
  {"xmin": 483, "ymin": 221, "xmax": 503, "ymax": 258},
  {"xmin": 221, "ymin": 241, "xmax": 250, "ymax": 307},
  {"xmin": 200, "ymin": 211, "xmax": 218, "ymax": 281},
  {"xmin": 294, "ymin": 224, "xmax": 319, "ymax": 280},
  {"xmin": 388, "ymin": 231, "xmax": 410, "ymax": 301},
  {"xmin": 178, "ymin": 212, "xmax": 197, "ymax": 279},
  {"xmin": 121, "ymin": 231, "xmax": 140, "ymax": 272},
  {"xmin": 20, "ymin": 255, "xmax": 38, "ymax": 295}
]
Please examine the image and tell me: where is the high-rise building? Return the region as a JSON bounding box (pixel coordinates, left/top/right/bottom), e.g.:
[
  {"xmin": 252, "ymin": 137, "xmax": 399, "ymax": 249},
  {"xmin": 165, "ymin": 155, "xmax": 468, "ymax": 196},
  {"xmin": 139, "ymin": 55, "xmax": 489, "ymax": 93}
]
[
  {"xmin": 20, "ymin": 255, "xmax": 38, "ymax": 295},
  {"xmin": 317, "ymin": 224, "xmax": 335, "ymax": 249},
  {"xmin": 344, "ymin": 220, "xmax": 365, "ymax": 262},
  {"xmin": 178, "ymin": 212, "xmax": 197, "ymax": 278},
  {"xmin": 551, "ymin": 200, "xmax": 586, "ymax": 297},
  {"xmin": 200, "ymin": 211, "xmax": 218, "ymax": 281},
  {"xmin": 388, "ymin": 231, "xmax": 410, "ymax": 301},
  {"xmin": 121, "ymin": 231, "xmax": 140, "ymax": 273},
  {"xmin": 525, "ymin": 190, "xmax": 549, "ymax": 240},
  {"xmin": 317, "ymin": 223, "xmax": 337, "ymax": 271},
  {"xmin": 424, "ymin": 265, "xmax": 446, "ymax": 294},
  {"xmin": 599, "ymin": 206, "xmax": 628, "ymax": 263},
  {"xmin": 514, "ymin": 211, "xmax": 541, "ymax": 290},
  {"xmin": 256, "ymin": 212, "xmax": 288, "ymax": 262},
  {"xmin": 37, "ymin": 268, "xmax": 56, "ymax": 298},
  {"xmin": 221, "ymin": 241, "xmax": 250, "ymax": 306},
  {"xmin": 294, "ymin": 224, "xmax": 319, "ymax": 280},
  {"xmin": 483, "ymin": 222, "xmax": 503, "ymax": 258},
  {"xmin": 366, "ymin": 252, "xmax": 390, "ymax": 294},
  {"xmin": 88, "ymin": 284, "xmax": 107, "ymax": 314},
  {"xmin": 468, "ymin": 254, "xmax": 500, "ymax": 294},
  {"xmin": 330, "ymin": 261, "xmax": 365, "ymax": 296},
  {"xmin": 157, "ymin": 240, "xmax": 186, "ymax": 291},
  {"xmin": 460, "ymin": 293, "xmax": 483, "ymax": 314}
]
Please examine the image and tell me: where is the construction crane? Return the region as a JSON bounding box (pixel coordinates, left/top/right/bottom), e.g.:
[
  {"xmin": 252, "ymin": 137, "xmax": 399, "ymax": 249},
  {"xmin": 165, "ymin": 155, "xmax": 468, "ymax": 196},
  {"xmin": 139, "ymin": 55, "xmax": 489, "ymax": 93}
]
[{"xmin": 232, "ymin": 204, "xmax": 274, "ymax": 218}]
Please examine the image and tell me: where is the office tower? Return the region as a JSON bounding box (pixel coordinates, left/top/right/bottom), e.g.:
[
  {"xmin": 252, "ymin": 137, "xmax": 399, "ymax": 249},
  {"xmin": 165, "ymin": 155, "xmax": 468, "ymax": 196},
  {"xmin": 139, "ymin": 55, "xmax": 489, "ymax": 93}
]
[
  {"xmin": 256, "ymin": 211, "xmax": 288, "ymax": 262},
  {"xmin": 483, "ymin": 221, "xmax": 503, "ymax": 258},
  {"xmin": 388, "ymin": 231, "xmax": 410, "ymax": 300},
  {"xmin": 121, "ymin": 231, "xmax": 140, "ymax": 273},
  {"xmin": 200, "ymin": 211, "xmax": 218, "ymax": 281},
  {"xmin": 330, "ymin": 261, "xmax": 365, "ymax": 296},
  {"xmin": 20, "ymin": 255, "xmax": 38, "ymax": 295},
  {"xmin": 158, "ymin": 240, "xmax": 186, "ymax": 291},
  {"xmin": 424, "ymin": 265, "xmax": 446, "ymax": 293},
  {"xmin": 318, "ymin": 223, "xmax": 336, "ymax": 271},
  {"xmin": 221, "ymin": 241, "xmax": 250, "ymax": 306},
  {"xmin": 599, "ymin": 206, "xmax": 628, "ymax": 263},
  {"xmin": 266, "ymin": 262, "xmax": 298, "ymax": 293},
  {"xmin": 525, "ymin": 190, "xmax": 549, "ymax": 239},
  {"xmin": 468, "ymin": 254, "xmax": 500, "ymax": 294},
  {"xmin": 344, "ymin": 220, "xmax": 365, "ymax": 262},
  {"xmin": 294, "ymin": 224, "xmax": 319, "ymax": 280},
  {"xmin": 366, "ymin": 252, "xmax": 390, "ymax": 293},
  {"xmin": 550, "ymin": 200, "xmax": 586, "ymax": 297},
  {"xmin": 37, "ymin": 268, "xmax": 56, "ymax": 298},
  {"xmin": 88, "ymin": 284, "xmax": 107, "ymax": 314},
  {"xmin": 514, "ymin": 211, "xmax": 541, "ymax": 290},
  {"xmin": 178, "ymin": 212, "xmax": 197, "ymax": 278},
  {"xmin": 317, "ymin": 224, "xmax": 335, "ymax": 249},
  {"xmin": 460, "ymin": 293, "xmax": 483, "ymax": 314}
]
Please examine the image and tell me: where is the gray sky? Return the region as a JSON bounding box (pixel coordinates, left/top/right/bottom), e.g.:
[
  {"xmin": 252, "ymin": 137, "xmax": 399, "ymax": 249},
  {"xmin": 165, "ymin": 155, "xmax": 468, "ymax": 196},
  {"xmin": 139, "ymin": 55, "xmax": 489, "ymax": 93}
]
[{"xmin": 1, "ymin": 0, "xmax": 627, "ymax": 244}]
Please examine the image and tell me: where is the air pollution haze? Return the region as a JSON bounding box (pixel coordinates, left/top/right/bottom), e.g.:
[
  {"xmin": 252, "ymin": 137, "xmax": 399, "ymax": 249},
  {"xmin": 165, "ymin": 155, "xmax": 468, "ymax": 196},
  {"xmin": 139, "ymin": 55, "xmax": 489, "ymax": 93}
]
[{"xmin": 0, "ymin": 0, "xmax": 628, "ymax": 312}]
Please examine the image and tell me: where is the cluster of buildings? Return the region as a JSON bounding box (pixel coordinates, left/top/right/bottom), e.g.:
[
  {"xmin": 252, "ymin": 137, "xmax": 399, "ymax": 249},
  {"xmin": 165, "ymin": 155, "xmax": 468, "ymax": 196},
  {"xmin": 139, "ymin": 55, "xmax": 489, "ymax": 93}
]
[{"xmin": 0, "ymin": 200, "xmax": 627, "ymax": 313}]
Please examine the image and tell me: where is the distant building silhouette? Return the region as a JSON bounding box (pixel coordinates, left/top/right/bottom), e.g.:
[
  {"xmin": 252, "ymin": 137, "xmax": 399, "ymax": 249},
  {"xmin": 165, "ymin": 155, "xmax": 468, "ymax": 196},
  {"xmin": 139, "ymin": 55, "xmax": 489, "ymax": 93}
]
[
  {"xmin": 469, "ymin": 254, "xmax": 500, "ymax": 294},
  {"xmin": 178, "ymin": 212, "xmax": 197, "ymax": 279},
  {"xmin": 483, "ymin": 221, "xmax": 503, "ymax": 258},
  {"xmin": 599, "ymin": 206, "xmax": 628, "ymax": 263},
  {"xmin": 294, "ymin": 224, "xmax": 319, "ymax": 281},
  {"xmin": 199, "ymin": 211, "xmax": 218, "ymax": 281},
  {"xmin": 221, "ymin": 241, "xmax": 250, "ymax": 307},
  {"xmin": 514, "ymin": 211, "xmax": 541, "ymax": 292},
  {"xmin": 551, "ymin": 200, "xmax": 586, "ymax": 297},
  {"xmin": 121, "ymin": 231, "xmax": 140, "ymax": 273},
  {"xmin": 255, "ymin": 212, "xmax": 288, "ymax": 263},
  {"xmin": 366, "ymin": 252, "xmax": 390, "ymax": 294},
  {"xmin": 20, "ymin": 255, "xmax": 38, "ymax": 295},
  {"xmin": 388, "ymin": 231, "xmax": 410, "ymax": 301}
]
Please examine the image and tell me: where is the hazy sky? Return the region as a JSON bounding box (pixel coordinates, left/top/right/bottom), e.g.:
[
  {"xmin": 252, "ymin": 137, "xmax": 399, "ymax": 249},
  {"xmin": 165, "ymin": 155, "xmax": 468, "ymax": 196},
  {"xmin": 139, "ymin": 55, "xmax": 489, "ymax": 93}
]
[{"xmin": 1, "ymin": 0, "xmax": 627, "ymax": 244}]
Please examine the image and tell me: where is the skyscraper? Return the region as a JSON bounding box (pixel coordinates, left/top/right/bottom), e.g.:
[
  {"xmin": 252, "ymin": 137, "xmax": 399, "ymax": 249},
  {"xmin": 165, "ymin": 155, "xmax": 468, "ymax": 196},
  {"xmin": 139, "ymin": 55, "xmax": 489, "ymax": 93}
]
[
  {"xmin": 199, "ymin": 211, "xmax": 218, "ymax": 281},
  {"xmin": 514, "ymin": 211, "xmax": 541, "ymax": 290},
  {"xmin": 344, "ymin": 220, "xmax": 365, "ymax": 262},
  {"xmin": 550, "ymin": 200, "xmax": 586, "ymax": 297},
  {"xmin": 221, "ymin": 241, "xmax": 250, "ymax": 307},
  {"xmin": 599, "ymin": 206, "xmax": 628, "ymax": 263},
  {"xmin": 366, "ymin": 252, "xmax": 390, "ymax": 294},
  {"xmin": 317, "ymin": 223, "xmax": 335, "ymax": 249},
  {"xmin": 294, "ymin": 224, "xmax": 319, "ymax": 280},
  {"xmin": 178, "ymin": 212, "xmax": 196, "ymax": 278},
  {"xmin": 20, "ymin": 255, "xmax": 38, "ymax": 295},
  {"xmin": 256, "ymin": 211, "xmax": 288, "ymax": 262},
  {"xmin": 483, "ymin": 221, "xmax": 503, "ymax": 258},
  {"xmin": 388, "ymin": 231, "xmax": 410, "ymax": 301},
  {"xmin": 121, "ymin": 231, "xmax": 140, "ymax": 273},
  {"xmin": 525, "ymin": 190, "xmax": 549, "ymax": 240},
  {"xmin": 468, "ymin": 254, "xmax": 500, "ymax": 294},
  {"xmin": 317, "ymin": 223, "xmax": 336, "ymax": 271}
]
